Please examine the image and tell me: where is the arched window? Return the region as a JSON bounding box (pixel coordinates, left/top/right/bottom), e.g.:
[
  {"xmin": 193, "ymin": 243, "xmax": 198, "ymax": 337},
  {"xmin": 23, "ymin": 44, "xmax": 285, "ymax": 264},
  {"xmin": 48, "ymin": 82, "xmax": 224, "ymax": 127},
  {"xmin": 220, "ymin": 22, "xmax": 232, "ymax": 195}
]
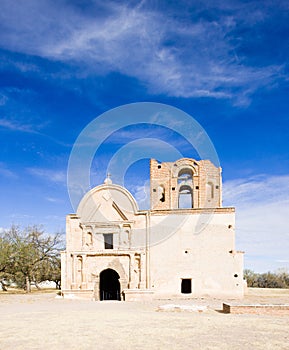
[
  {"xmin": 206, "ymin": 182, "xmax": 214, "ymax": 201},
  {"xmin": 158, "ymin": 185, "xmax": 165, "ymax": 202},
  {"xmin": 177, "ymin": 168, "xmax": 194, "ymax": 208},
  {"xmin": 86, "ymin": 232, "xmax": 93, "ymax": 245}
]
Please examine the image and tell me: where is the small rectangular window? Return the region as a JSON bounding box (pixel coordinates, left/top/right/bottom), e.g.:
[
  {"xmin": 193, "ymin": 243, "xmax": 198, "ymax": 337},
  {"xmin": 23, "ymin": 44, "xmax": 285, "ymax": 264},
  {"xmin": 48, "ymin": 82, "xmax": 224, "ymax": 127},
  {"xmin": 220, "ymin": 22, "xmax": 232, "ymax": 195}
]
[
  {"xmin": 104, "ymin": 234, "xmax": 113, "ymax": 249},
  {"xmin": 181, "ymin": 279, "xmax": 192, "ymax": 293}
]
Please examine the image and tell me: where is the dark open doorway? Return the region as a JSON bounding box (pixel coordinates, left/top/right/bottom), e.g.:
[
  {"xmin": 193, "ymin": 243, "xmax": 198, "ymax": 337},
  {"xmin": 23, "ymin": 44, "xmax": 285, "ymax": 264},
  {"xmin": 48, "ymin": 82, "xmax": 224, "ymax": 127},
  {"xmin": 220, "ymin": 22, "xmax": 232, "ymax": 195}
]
[
  {"xmin": 99, "ymin": 269, "xmax": 121, "ymax": 301},
  {"xmin": 181, "ymin": 278, "xmax": 192, "ymax": 294}
]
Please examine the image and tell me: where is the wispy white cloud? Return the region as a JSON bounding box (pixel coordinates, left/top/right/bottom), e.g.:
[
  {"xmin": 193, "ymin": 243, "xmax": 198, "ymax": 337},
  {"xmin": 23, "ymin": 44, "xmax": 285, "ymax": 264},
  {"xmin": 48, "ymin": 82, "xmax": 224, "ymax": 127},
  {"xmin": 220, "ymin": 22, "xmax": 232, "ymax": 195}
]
[
  {"xmin": 127, "ymin": 181, "xmax": 150, "ymax": 210},
  {"xmin": 0, "ymin": 116, "xmax": 71, "ymax": 149},
  {"xmin": 0, "ymin": 0, "xmax": 287, "ymax": 105},
  {"xmin": 9, "ymin": 213, "xmax": 35, "ymax": 220},
  {"xmin": 223, "ymin": 174, "xmax": 289, "ymax": 207},
  {"xmin": 0, "ymin": 118, "xmax": 40, "ymax": 133},
  {"xmin": 26, "ymin": 167, "xmax": 66, "ymax": 184},
  {"xmin": 0, "ymin": 87, "xmax": 50, "ymax": 134},
  {"xmin": 223, "ymin": 175, "xmax": 289, "ymax": 272},
  {"xmin": 0, "ymin": 162, "xmax": 17, "ymax": 179},
  {"xmin": 41, "ymin": 4, "xmax": 283, "ymax": 105},
  {"xmin": 0, "ymin": 93, "xmax": 8, "ymax": 106},
  {"xmin": 45, "ymin": 197, "xmax": 64, "ymax": 203}
]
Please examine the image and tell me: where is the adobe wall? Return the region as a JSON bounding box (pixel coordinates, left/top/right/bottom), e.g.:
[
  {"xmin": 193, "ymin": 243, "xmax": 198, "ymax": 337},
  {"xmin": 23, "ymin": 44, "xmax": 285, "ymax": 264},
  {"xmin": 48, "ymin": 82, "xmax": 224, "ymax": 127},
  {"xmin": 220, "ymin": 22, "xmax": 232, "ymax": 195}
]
[{"xmin": 148, "ymin": 209, "xmax": 244, "ymax": 298}]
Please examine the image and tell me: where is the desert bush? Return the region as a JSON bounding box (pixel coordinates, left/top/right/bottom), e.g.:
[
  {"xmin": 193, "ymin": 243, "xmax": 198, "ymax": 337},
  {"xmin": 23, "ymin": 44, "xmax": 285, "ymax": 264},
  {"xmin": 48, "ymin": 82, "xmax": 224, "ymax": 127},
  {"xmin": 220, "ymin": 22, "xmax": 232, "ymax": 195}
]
[{"xmin": 244, "ymin": 269, "xmax": 289, "ymax": 288}]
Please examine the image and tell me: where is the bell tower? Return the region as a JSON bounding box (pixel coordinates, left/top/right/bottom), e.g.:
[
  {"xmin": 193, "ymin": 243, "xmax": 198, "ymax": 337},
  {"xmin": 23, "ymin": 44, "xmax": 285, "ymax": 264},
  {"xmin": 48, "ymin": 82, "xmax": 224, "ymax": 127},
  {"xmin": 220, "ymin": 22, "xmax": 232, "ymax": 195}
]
[{"xmin": 150, "ymin": 158, "xmax": 222, "ymax": 210}]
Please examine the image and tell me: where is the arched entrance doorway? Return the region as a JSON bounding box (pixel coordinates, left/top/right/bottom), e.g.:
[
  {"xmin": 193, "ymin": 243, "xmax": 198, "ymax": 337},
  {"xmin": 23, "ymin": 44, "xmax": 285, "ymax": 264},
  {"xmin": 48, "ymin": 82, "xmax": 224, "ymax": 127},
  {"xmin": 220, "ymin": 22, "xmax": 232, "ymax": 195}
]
[{"xmin": 99, "ymin": 269, "xmax": 121, "ymax": 301}]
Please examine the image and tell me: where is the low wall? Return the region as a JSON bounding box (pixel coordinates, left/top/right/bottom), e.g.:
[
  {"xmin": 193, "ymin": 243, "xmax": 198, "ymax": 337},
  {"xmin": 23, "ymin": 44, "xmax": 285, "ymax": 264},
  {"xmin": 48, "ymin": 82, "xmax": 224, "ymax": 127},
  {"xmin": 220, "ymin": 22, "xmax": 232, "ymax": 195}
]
[
  {"xmin": 223, "ymin": 303, "xmax": 289, "ymax": 315},
  {"xmin": 123, "ymin": 289, "xmax": 154, "ymax": 301}
]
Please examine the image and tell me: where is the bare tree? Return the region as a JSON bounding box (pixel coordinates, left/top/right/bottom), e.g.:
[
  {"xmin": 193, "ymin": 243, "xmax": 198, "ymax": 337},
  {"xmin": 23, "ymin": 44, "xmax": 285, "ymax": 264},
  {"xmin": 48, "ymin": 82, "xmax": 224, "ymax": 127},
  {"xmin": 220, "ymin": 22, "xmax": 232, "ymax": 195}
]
[
  {"xmin": 1, "ymin": 225, "xmax": 63, "ymax": 292},
  {"xmin": 0, "ymin": 233, "xmax": 14, "ymax": 291}
]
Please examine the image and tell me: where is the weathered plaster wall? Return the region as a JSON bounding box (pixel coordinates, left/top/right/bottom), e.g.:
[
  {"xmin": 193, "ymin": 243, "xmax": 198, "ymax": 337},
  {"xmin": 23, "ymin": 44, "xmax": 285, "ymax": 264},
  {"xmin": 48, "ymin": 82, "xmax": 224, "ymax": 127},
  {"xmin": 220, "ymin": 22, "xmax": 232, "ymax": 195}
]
[
  {"xmin": 148, "ymin": 209, "xmax": 243, "ymax": 298},
  {"xmin": 61, "ymin": 158, "xmax": 244, "ymax": 300}
]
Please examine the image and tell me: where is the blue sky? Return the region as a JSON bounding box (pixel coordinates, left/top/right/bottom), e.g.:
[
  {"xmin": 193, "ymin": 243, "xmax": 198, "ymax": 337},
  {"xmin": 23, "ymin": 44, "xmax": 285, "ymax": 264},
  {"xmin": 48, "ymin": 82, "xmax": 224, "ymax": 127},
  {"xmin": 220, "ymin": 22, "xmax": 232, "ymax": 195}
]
[{"xmin": 0, "ymin": 0, "xmax": 289, "ymax": 272}]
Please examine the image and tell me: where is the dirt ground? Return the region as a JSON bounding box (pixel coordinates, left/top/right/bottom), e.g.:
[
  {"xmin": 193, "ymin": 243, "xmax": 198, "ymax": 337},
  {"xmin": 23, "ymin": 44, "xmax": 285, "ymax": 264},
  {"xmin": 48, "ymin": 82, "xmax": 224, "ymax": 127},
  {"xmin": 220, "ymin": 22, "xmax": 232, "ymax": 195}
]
[{"xmin": 0, "ymin": 288, "xmax": 288, "ymax": 350}]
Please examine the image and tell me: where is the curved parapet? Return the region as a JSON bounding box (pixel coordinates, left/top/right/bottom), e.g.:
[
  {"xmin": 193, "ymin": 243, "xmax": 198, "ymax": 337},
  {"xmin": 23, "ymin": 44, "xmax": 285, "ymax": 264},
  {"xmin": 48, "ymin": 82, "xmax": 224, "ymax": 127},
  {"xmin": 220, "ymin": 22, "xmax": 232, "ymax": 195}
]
[{"xmin": 77, "ymin": 183, "xmax": 139, "ymax": 223}]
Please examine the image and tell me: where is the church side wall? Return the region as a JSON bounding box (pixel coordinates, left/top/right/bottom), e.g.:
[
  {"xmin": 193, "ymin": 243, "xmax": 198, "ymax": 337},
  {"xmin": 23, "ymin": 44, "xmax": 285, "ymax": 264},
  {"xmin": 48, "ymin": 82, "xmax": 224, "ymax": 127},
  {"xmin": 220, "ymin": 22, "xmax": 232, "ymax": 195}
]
[{"xmin": 149, "ymin": 210, "xmax": 244, "ymax": 298}]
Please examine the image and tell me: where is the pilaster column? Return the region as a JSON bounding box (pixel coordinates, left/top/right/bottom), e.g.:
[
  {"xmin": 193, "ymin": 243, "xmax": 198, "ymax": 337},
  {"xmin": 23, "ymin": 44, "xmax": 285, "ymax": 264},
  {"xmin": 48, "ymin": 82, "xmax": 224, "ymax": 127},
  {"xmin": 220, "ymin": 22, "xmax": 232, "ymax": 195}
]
[
  {"xmin": 71, "ymin": 254, "xmax": 77, "ymax": 289},
  {"xmin": 81, "ymin": 254, "xmax": 87, "ymax": 289},
  {"xmin": 93, "ymin": 275, "xmax": 100, "ymax": 301}
]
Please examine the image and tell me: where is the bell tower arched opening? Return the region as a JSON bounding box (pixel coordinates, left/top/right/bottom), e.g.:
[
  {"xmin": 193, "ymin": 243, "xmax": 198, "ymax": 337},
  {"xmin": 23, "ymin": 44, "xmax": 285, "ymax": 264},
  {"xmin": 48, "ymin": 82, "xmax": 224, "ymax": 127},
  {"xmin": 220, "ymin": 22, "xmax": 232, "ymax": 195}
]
[
  {"xmin": 178, "ymin": 185, "xmax": 193, "ymax": 208},
  {"xmin": 177, "ymin": 168, "xmax": 194, "ymax": 208}
]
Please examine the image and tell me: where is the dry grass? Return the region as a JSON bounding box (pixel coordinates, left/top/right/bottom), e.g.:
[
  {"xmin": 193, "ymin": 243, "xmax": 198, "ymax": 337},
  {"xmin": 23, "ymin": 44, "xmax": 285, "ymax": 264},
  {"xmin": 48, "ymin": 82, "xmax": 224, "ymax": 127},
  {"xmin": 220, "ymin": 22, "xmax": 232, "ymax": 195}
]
[{"xmin": 0, "ymin": 288, "xmax": 288, "ymax": 349}]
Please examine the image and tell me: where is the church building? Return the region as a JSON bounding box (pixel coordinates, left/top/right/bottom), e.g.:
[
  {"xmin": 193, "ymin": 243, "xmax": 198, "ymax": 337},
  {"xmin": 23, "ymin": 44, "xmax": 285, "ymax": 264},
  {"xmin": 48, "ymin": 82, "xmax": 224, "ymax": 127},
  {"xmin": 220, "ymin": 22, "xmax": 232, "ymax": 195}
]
[{"xmin": 61, "ymin": 158, "xmax": 244, "ymax": 300}]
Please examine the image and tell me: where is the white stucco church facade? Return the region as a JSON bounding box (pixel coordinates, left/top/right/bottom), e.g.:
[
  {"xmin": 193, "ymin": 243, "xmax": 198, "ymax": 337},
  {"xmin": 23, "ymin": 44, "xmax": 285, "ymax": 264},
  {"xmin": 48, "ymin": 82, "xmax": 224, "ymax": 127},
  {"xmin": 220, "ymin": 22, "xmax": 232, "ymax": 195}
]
[{"xmin": 61, "ymin": 158, "xmax": 244, "ymax": 300}]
